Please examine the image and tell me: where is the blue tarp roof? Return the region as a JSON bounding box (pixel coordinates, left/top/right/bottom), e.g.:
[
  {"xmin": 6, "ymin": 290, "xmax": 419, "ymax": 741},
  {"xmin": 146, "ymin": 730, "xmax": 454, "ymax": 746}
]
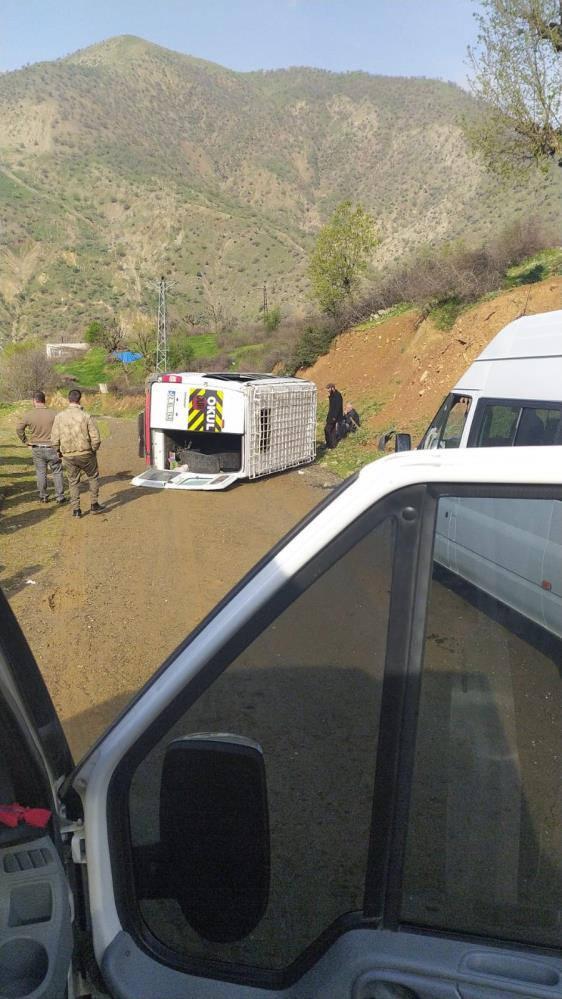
[{"xmin": 113, "ymin": 351, "xmax": 143, "ymax": 364}]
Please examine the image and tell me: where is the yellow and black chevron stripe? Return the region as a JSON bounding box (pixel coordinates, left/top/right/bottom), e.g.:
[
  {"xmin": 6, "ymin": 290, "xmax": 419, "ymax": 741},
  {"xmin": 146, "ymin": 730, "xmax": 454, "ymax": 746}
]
[{"xmin": 188, "ymin": 389, "xmax": 224, "ymax": 432}]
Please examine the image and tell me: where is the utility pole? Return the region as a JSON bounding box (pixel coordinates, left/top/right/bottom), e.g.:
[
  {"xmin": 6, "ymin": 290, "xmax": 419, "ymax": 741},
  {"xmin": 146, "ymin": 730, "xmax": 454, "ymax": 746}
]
[
  {"xmin": 156, "ymin": 276, "xmax": 168, "ymax": 373},
  {"xmin": 262, "ymin": 282, "xmax": 268, "ymax": 320}
]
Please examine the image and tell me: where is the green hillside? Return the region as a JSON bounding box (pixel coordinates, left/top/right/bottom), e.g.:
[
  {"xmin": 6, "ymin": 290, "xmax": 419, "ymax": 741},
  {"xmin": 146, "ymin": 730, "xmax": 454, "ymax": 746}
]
[{"xmin": 0, "ymin": 35, "xmax": 560, "ymax": 341}]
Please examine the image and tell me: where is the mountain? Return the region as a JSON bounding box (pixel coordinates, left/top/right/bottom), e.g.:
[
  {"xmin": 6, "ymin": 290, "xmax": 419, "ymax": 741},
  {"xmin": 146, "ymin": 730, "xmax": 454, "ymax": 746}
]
[{"xmin": 0, "ymin": 35, "xmax": 560, "ymax": 341}]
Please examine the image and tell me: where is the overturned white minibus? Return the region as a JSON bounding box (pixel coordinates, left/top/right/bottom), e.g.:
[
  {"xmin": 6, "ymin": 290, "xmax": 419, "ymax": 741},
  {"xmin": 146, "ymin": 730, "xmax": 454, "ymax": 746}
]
[{"xmin": 133, "ymin": 372, "xmax": 317, "ymax": 492}]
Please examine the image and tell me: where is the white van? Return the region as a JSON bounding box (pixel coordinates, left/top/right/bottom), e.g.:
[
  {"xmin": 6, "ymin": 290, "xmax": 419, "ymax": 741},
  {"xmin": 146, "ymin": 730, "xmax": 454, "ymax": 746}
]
[
  {"xmin": 132, "ymin": 372, "xmax": 317, "ymax": 491},
  {"xmin": 0, "ymin": 445, "xmax": 560, "ymax": 998},
  {"xmin": 417, "ymin": 308, "xmax": 562, "ymax": 453},
  {"xmin": 388, "ymin": 309, "xmax": 562, "ymax": 637}
]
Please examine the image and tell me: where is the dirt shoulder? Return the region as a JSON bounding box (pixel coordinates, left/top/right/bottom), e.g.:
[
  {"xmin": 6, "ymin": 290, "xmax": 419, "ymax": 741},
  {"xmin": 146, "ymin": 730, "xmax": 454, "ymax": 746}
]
[
  {"xmin": 2, "ymin": 417, "xmax": 335, "ymax": 758},
  {"xmin": 303, "ymin": 276, "xmax": 562, "ymax": 444}
]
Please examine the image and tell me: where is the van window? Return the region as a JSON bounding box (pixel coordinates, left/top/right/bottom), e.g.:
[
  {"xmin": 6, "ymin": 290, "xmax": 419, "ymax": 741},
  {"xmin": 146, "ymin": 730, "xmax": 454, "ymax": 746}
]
[
  {"xmin": 128, "ymin": 516, "xmax": 396, "ymax": 970},
  {"xmin": 401, "ymin": 496, "xmax": 562, "ymax": 949},
  {"xmin": 474, "ymin": 403, "xmax": 562, "ymax": 448},
  {"xmin": 516, "ymin": 407, "xmax": 562, "ymax": 446},
  {"xmin": 419, "ymin": 394, "xmax": 472, "ymax": 450}
]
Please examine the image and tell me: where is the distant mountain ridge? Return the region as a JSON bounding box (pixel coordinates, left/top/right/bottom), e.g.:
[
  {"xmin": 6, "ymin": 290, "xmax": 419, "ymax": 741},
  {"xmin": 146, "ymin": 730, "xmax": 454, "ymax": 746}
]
[{"xmin": 0, "ymin": 35, "xmax": 560, "ymax": 341}]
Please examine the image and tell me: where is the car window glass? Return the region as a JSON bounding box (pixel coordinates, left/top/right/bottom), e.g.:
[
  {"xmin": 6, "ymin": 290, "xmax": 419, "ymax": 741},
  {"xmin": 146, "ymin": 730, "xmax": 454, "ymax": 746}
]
[
  {"xmin": 401, "ymin": 495, "xmax": 561, "ymax": 948},
  {"xmin": 128, "ymin": 517, "xmax": 395, "ymax": 971},
  {"xmin": 477, "ymin": 404, "xmax": 520, "ymax": 447},
  {"xmin": 440, "ymin": 396, "xmax": 471, "ymax": 448},
  {"xmin": 420, "ymin": 395, "xmax": 462, "ymax": 450},
  {"xmin": 515, "ymin": 407, "xmax": 562, "ymax": 446}
]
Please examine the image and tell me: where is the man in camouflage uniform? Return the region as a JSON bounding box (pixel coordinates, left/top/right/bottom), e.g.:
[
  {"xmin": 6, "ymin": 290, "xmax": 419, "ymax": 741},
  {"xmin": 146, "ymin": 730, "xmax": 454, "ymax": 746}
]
[{"xmin": 51, "ymin": 389, "xmax": 104, "ymax": 519}]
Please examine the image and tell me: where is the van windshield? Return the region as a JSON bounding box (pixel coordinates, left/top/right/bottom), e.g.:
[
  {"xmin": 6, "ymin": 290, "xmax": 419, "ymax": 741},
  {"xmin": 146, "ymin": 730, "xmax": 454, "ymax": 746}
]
[{"xmin": 419, "ymin": 394, "xmax": 472, "ymax": 450}]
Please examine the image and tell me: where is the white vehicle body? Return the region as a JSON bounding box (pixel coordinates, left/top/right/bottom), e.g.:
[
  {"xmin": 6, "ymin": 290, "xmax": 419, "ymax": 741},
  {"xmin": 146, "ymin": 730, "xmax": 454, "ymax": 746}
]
[
  {"xmin": 417, "ymin": 310, "xmax": 562, "ymax": 637},
  {"xmin": 132, "ymin": 372, "xmax": 317, "ymax": 491},
  {"xmin": 0, "ymin": 446, "xmax": 560, "ymax": 998}
]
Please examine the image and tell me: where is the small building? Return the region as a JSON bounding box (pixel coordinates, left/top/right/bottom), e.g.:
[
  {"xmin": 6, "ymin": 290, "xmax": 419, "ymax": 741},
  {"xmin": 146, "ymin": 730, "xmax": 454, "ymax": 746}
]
[{"xmin": 46, "ymin": 342, "xmax": 89, "ymax": 361}]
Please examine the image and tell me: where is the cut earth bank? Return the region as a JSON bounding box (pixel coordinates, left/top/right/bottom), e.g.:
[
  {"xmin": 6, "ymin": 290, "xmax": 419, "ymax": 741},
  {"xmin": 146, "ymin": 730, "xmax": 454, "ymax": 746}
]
[{"xmin": 302, "ymin": 276, "xmax": 562, "ymax": 446}]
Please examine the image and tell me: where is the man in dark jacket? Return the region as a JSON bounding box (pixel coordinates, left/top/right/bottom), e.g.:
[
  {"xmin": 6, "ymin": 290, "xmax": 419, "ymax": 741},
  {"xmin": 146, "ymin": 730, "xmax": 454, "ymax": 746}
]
[
  {"xmin": 16, "ymin": 391, "xmax": 66, "ymax": 504},
  {"xmin": 324, "ymin": 383, "xmax": 343, "ymax": 449}
]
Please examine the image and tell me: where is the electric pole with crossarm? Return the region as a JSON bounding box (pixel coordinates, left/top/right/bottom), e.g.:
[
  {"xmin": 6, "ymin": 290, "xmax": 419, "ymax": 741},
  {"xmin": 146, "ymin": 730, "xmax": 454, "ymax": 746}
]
[{"xmin": 156, "ymin": 276, "xmax": 169, "ymax": 373}]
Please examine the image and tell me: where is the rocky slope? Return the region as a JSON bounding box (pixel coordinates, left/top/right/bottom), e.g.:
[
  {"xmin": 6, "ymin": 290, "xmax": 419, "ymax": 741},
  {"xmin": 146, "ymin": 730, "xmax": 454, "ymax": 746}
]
[{"xmin": 1, "ymin": 35, "xmax": 561, "ymax": 341}]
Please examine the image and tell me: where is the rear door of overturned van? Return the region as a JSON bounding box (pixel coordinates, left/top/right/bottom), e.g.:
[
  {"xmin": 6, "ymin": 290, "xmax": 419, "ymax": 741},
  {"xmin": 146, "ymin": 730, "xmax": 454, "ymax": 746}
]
[{"xmin": 133, "ymin": 376, "xmax": 245, "ymax": 491}]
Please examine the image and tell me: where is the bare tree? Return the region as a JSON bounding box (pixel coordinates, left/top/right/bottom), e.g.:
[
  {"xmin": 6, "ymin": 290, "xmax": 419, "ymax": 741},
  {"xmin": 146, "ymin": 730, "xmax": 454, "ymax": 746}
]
[
  {"xmin": 0, "ymin": 343, "xmax": 56, "ymax": 401},
  {"xmin": 465, "ymin": 0, "xmax": 562, "ymax": 172}
]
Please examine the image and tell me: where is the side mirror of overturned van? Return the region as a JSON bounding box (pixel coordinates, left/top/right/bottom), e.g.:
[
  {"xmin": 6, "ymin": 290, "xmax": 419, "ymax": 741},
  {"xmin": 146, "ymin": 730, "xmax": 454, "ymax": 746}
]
[{"xmin": 378, "ymin": 430, "xmax": 412, "ymax": 453}]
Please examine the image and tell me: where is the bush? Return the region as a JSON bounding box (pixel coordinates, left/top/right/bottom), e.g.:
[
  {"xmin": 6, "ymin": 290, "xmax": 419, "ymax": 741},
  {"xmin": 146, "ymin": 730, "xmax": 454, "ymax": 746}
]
[
  {"xmin": 0, "ymin": 342, "xmax": 56, "ymax": 402},
  {"xmin": 288, "ymin": 321, "xmax": 339, "ymax": 372},
  {"xmin": 350, "ymin": 215, "xmax": 558, "ymax": 323},
  {"xmin": 263, "ymin": 306, "xmax": 282, "ymax": 333}
]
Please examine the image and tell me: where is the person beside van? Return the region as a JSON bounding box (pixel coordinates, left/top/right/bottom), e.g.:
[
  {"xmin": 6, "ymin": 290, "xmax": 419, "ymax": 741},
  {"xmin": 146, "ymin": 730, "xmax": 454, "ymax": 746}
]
[
  {"xmin": 325, "ymin": 383, "xmax": 343, "ymax": 449},
  {"xmin": 16, "ymin": 391, "xmax": 66, "ymax": 505},
  {"xmin": 343, "ymin": 403, "xmax": 361, "ymax": 434},
  {"xmin": 51, "ymin": 390, "xmax": 104, "ymax": 519}
]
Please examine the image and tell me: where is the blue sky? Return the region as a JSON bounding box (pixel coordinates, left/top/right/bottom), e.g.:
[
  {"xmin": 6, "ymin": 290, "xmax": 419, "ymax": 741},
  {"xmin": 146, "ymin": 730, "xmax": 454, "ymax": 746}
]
[{"xmin": 1, "ymin": 0, "xmax": 477, "ymax": 83}]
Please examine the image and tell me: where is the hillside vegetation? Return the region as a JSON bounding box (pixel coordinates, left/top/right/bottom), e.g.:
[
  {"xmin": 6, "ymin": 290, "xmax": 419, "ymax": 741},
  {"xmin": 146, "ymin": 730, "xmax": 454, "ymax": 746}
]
[
  {"xmin": 1, "ymin": 35, "xmax": 561, "ymax": 342},
  {"xmin": 303, "ymin": 256, "xmax": 562, "ymax": 477}
]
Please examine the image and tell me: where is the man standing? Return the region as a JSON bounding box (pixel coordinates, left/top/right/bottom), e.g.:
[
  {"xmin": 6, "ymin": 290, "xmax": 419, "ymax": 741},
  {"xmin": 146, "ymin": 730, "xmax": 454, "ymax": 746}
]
[
  {"xmin": 324, "ymin": 383, "xmax": 343, "ymax": 449},
  {"xmin": 51, "ymin": 389, "xmax": 104, "ymax": 519},
  {"xmin": 16, "ymin": 391, "xmax": 66, "ymax": 505}
]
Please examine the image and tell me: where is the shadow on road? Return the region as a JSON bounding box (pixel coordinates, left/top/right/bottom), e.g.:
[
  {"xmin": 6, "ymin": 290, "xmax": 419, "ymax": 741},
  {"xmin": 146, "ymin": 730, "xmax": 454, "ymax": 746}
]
[{"xmin": 0, "ymin": 564, "xmax": 44, "ymax": 595}]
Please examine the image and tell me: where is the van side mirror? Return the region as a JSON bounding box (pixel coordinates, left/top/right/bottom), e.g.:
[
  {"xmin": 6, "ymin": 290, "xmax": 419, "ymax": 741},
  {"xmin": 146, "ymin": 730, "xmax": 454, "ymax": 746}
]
[
  {"xmin": 395, "ymin": 433, "xmax": 411, "ymax": 452},
  {"xmin": 377, "ymin": 431, "xmax": 412, "ymax": 453},
  {"xmin": 159, "ymin": 734, "xmax": 270, "ymax": 943}
]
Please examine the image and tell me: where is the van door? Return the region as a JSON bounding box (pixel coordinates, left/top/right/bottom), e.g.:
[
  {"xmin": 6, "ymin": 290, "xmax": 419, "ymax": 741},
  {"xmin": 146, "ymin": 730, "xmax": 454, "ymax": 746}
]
[
  {"xmin": 542, "ymin": 499, "xmax": 562, "ymax": 635},
  {"xmin": 0, "ymin": 595, "xmax": 75, "ymax": 998},
  {"xmin": 63, "ymin": 473, "xmax": 561, "ymax": 998},
  {"xmin": 131, "ymin": 469, "xmax": 239, "ymax": 490}
]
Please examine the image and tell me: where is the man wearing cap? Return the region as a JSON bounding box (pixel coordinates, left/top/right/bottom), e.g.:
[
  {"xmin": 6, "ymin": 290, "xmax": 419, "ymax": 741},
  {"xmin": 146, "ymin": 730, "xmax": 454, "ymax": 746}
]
[
  {"xmin": 16, "ymin": 391, "xmax": 66, "ymax": 505},
  {"xmin": 325, "ymin": 383, "xmax": 343, "ymax": 449}
]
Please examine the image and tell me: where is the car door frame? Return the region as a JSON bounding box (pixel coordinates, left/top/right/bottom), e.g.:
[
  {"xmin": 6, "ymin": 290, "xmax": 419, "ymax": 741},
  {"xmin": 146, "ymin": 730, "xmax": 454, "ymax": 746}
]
[{"xmin": 64, "ymin": 451, "xmax": 562, "ymax": 997}]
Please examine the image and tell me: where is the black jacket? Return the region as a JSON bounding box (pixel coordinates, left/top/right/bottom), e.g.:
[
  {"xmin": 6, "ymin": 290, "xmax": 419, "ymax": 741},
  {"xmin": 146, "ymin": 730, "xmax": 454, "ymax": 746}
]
[{"xmin": 327, "ymin": 390, "xmax": 343, "ymax": 424}]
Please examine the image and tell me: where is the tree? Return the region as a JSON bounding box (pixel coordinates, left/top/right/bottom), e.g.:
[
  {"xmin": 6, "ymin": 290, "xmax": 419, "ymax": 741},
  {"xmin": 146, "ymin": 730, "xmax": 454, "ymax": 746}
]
[
  {"xmin": 263, "ymin": 306, "xmax": 281, "ymax": 333},
  {"xmin": 466, "ymin": 0, "xmax": 562, "ymax": 172},
  {"xmin": 308, "ymin": 201, "xmax": 378, "ymax": 315},
  {"xmin": 168, "ymin": 335, "xmax": 195, "ymax": 371},
  {"xmin": 129, "ymin": 316, "xmax": 157, "ymax": 374},
  {"xmin": 0, "ymin": 342, "xmax": 56, "ymax": 402},
  {"xmin": 85, "ymin": 318, "xmax": 126, "ymax": 354}
]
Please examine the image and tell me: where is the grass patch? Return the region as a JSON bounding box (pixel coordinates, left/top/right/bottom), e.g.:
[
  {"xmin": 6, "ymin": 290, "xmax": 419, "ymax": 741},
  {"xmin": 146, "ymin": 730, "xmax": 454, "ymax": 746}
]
[
  {"xmin": 315, "ymin": 396, "xmax": 384, "ymax": 478},
  {"xmin": 188, "ymin": 334, "xmax": 218, "ymax": 359},
  {"xmin": 428, "ymin": 297, "xmax": 466, "ymax": 331},
  {"xmin": 231, "ymin": 343, "xmax": 266, "ymax": 369},
  {"xmin": 353, "ymin": 302, "xmax": 412, "ymax": 332},
  {"xmin": 504, "ymin": 247, "xmax": 562, "ymax": 288},
  {"xmin": 56, "ymin": 347, "xmax": 112, "ymax": 387}
]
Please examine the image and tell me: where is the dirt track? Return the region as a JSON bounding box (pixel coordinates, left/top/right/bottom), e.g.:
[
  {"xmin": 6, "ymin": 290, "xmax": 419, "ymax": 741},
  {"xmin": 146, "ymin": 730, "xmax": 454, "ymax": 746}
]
[{"xmin": 9, "ymin": 419, "xmax": 335, "ymax": 758}]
